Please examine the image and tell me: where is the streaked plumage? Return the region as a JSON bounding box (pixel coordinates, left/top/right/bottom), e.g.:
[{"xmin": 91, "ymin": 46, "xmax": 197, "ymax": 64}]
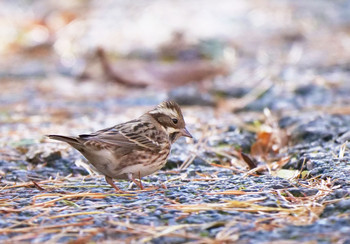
[{"xmin": 48, "ymin": 101, "xmax": 192, "ymax": 191}]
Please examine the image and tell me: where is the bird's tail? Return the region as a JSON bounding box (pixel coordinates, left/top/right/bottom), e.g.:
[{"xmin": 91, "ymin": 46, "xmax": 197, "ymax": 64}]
[{"xmin": 47, "ymin": 135, "xmax": 82, "ymax": 148}]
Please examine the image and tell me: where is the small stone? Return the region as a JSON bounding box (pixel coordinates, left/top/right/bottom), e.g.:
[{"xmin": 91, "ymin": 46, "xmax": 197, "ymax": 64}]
[
  {"xmin": 335, "ymin": 199, "xmax": 350, "ymax": 210},
  {"xmin": 5, "ymin": 170, "xmax": 28, "ymax": 182},
  {"xmin": 271, "ymin": 184, "xmax": 285, "ymax": 189},
  {"xmin": 303, "ymin": 189, "xmax": 318, "ymax": 196},
  {"xmin": 306, "ymin": 160, "xmax": 316, "ymax": 170},
  {"xmin": 260, "ymin": 201, "xmax": 278, "ymax": 208},
  {"xmin": 168, "ymin": 85, "xmax": 215, "ymax": 106},
  {"xmin": 334, "ymin": 189, "xmax": 349, "ymax": 198},
  {"xmin": 288, "ymin": 188, "xmax": 303, "ymax": 197},
  {"xmin": 192, "ymin": 156, "xmax": 207, "ymax": 166}
]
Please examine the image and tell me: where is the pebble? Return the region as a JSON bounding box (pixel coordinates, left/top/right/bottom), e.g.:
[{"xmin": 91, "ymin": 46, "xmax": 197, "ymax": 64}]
[
  {"xmin": 168, "ymin": 85, "xmax": 215, "ymax": 106},
  {"xmin": 335, "ymin": 199, "xmax": 350, "ymax": 210}
]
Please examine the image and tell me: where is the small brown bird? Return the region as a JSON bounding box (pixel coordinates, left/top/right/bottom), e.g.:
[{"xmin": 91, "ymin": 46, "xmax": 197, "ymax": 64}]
[{"xmin": 48, "ymin": 101, "xmax": 192, "ymax": 192}]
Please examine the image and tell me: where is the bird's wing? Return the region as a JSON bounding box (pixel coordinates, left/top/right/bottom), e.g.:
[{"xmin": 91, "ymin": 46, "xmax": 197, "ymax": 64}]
[{"xmin": 79, "ymin": 120, "xmax": 162, "ymax": 152}]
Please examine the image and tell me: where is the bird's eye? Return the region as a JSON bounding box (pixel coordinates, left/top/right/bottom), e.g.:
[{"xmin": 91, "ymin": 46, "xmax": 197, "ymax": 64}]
[{"xmin": 172, "ymin": 118, "xmax": 178, "ymax": 124}]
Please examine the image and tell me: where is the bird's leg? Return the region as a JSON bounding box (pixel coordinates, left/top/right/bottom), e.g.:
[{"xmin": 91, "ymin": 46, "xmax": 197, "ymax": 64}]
[
  {"xmin": 127, "ymin": 173, "xmax": 144, "ymax": 190},
  {"xmin": 138, "ymin": 171, "xmax": 144, "ymax": 190},
  {"xmin": 105, "ymin": 176, "xmax": 123, "ymax": 192}
]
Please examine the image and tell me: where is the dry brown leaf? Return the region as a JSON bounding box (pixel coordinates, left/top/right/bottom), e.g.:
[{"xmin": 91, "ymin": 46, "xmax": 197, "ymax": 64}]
[
  {"xmin": 240, "ymin": 152, "xmax": 258, "ymax": 169},
  {"xmin": 250, "ymin": 110, "xmax": 289, "ymax": 159},
  {"xmin": 94, "ymin": 48, "xmax": 228, "ymax": 89}
]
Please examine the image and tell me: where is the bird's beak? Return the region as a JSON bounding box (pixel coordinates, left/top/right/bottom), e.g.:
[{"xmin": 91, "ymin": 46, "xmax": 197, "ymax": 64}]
[{"xmin": 181, "ymin": 127, "xmax": 192, "ymax": 138}]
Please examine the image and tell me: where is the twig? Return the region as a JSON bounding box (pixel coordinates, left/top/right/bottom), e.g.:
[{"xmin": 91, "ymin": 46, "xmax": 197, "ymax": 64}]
[{"xmin": 32, "ymin": 181, "xmax": 45, "ymax": 191}]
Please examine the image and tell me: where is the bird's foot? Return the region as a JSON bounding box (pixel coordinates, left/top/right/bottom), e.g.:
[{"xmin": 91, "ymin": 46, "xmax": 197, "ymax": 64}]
[
  {"xmin": 132, "ymin": 179, "xmax": 144, "ymax": 190},
  {"xmin": 127, "ymin": 172, "xmax": 144, "ymax": 190},
  {"xmin": 105, "ymin": 176, "xmax": 125, "ymax": 193}
]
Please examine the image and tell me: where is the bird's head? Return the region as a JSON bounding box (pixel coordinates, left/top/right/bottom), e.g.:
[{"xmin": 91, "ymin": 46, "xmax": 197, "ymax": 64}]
[{"xmin": 148, "ymin": 101, "xmax": 192, "ymax": 143}]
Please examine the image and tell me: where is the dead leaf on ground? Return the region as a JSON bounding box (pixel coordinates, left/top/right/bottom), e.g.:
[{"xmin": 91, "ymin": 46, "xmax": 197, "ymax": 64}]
[
  {"xmin": 84, "ymin": 47, "xmax": 229, "ymax": 89},
  {"xmin": 250, "ymin": 109, "xmax": 289, "ymax": 159}
]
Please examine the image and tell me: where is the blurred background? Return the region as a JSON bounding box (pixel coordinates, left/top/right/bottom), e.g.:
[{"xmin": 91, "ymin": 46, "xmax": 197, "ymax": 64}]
[
  {"xmin": 2, "ymin": 2, "xmax": 350, "ymax": 243},
  {"xmin": 1, "ymin": 0, "xmax": 350, "ymax": 141}
]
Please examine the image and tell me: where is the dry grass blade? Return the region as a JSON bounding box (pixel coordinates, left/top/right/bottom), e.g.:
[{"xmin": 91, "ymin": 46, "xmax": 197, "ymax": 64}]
[
  {"xmin": 209, "ymin": 162, "xmax": 252, "ymax": 174},
  {"xmin": 107, "ymin": 220, "xmax": 205, "ymax": 242},
  {"xmin": 165, "ymin": 200, "xmax": 304, "ymax": 214},
  {"xmin": 0, "ymin": 179, "xmax": 64, "ymax": 191},
  {"xmin": 242, "ymin": 165, "xmax": 268, "ymax": 178},
  {"xmin": 217, "ymin": 78, "xmax": 273, "ymax": 112},
  {"xmin": 49, "ymin": 211, "xmax": 105, "ymax": 219},
  {"xmin": 180, "ymin": 124, "xmax": 211, "ymax": 170},
  {"xmin": 206, "ymin": 190, "xmax": 271, "ymax": 195},
  {"xmin": 23, "ymin": 192, "xmax": 134, "ymax": 210},
  {"xmin": 140, "ymin": 224, "xmax": 199, "ymax": 243},
  {"xmin": 179, "ymin": 153, "xmax": 197, "ymax": 171},
  {"xmin": 0, "ymin": 221, "xmax": 94, "ymax": 234},
  {"xmin": 338, "ymin": 141, "xmax": 347, "ymax": 159},
  {"xmin": 292, "ymin": 157, "xmax": 308, "ymax": 180}
]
